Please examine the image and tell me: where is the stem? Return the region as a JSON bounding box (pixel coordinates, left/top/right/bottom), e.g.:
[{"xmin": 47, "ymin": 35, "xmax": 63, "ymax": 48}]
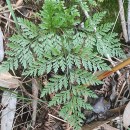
[
  {"xmin": 118, "ymin": 0, "xmax": 128, "ymax": 42},
  {"xmin": 32, "ymin": 78, "xmax": 39, "ymax": 127}
]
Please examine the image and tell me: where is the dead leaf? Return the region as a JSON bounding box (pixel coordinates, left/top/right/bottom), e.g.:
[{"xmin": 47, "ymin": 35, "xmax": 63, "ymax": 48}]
[
  {"xmin": 0, "ymin": 72, "xmax": 19, "ymax": 88},
  {"xmin": 123, "ymin": 101, "xmax": 130, "ymax": 129},
  {"xmin": 94, "ymin": 124, "xmax": 118, "ymax": 130},
  {"xmin": 1, "ymin": 91, "xmax": 17, "ymax": 130},
  {"xmin": 100, "ymin": 124, "xmax": 118, "ymax": 130}
]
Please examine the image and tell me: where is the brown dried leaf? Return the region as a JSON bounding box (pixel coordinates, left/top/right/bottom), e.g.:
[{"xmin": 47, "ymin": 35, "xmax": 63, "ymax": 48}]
[
  {"xmin": 101, "ymin": 124, "xmax": 118, "ymax": 130},
  {"xmin": 0, "ymin": 72, "xmax": 19, "ymax": 88},
  {"xmin": 94, "ymin": 124, "xmax": 118, "ymax": 130}
]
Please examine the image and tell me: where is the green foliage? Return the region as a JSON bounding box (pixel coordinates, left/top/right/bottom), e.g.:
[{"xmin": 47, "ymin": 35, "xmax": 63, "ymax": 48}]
[{"xmin": 1, "ymin": 0, "xmax": 125, "ymax": 129}]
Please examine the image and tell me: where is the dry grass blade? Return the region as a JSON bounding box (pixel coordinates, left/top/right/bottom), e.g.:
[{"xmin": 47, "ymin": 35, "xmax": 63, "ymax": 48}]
[
  {"xmin": 97, "ymin": 57, "xmax": 130, "ymax": 80},
  {"xmin": 48, "ymin": 113, "xmax": 67, "ymax": 123}
]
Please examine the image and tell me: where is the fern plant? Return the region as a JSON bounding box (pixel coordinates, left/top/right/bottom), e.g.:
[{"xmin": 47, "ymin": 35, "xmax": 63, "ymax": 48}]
[{"xmin": 1, "ymin": 0, "xmax": 125, "ymax": 129}]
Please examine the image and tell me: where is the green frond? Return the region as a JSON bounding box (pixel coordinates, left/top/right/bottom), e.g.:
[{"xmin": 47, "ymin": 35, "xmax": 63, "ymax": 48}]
[
  {"xmin": 59, "ymin": 96, "xmax": 93, "ymax": 130},
  {"xmin": 39, "ymin": 0, "xmax": 79, "ymax": 32},
  {"xmin": 72, "ymin": 85, "xmax": 98, "ymax": 98},
  {"xmin": 49, "ymin": 90, "xmax": 70, "ymax": 106},
  {"xmin": 6, "ymin": 34, "xmax": 34, "ymax": 69},
  {"xmin": 92, "ymin": 11, "xmax": 106, "ymax": 25},
  {"xmin": 82, "ymin": 54, "xmax": 110, "ymax": 71},
  {"xmin": 0, "ymin": 1, "xmax": 125, "ymax": 129},
  {"xmin": 17, "ymin": 18, "xmax": 38, "ymax": 38},
  {"xmin": 41, "ymin": 75, "xmax": 68, "ymax": 97},
  {"xmin": 70, "ymin": 70, "xmax": 102, "ymax": 85},
  {"xmin": 96, "ymin": 32, "xmax": 125, "ymax": 58},
  {"xmin": 97, "ymin": 23, "xmax": 114, "ymax": 35}
]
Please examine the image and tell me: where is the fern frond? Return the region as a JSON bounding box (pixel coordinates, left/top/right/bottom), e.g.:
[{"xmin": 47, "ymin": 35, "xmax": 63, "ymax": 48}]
[
  {"xmin": 97, "ymin": 23, "xmax": 114, "ymax": 36},
  {"xmin": 70, "ymin": 70, "xmax": 102, "ymax": 85},
  {"xmin": 96, "ymin": 32, "xmax": 126, "ymax": 58},
  {"xmin": 82, "ymin": 54, "xmax": 110, "ymax": 71},
  {"xmin": 1, "ymin": 1, "xmax": 125, "ymax": 130},
  {"xmin": 39, "ymin": 0, "xmax": 79, "ymax": 31},
  {"xmin": 72, "ymin": 86, "xmax": 98, "ymax": 98},
  {"xmin": 49, "ymin": 90, "xmax": 70, "ymax": 106},
  {"xmin": 41, "ymin": 75, "xmax": 68, "ymax": 97},
  {"xmin": 17, "ymin": 18, "xmax": 38, "ymax": 38},
  {"xmin": 92, "ymin": 11, "xmax": 106, "ymax": 25},
  {"xmin": 6, "ymin": 35, "xmax": 34, "ymax": 69},
  {"xmin": 59, "ymin": 96, "xmax": 93, "ymax": 130}
]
